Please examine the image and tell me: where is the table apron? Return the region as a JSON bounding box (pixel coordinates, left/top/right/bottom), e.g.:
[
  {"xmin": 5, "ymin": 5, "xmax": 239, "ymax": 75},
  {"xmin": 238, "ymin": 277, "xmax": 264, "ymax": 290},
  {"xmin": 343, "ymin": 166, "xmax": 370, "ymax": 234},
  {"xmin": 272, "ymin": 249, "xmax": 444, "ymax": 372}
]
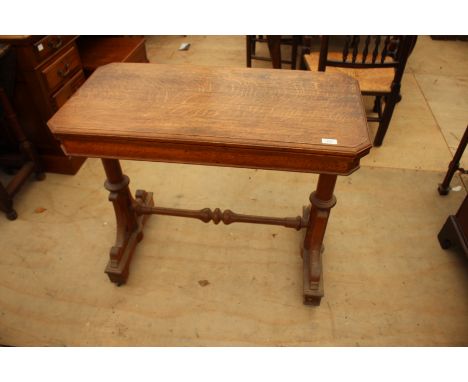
[{"xmin": 58, "ymin": 136, "xmax": 366, "ymax": 175}]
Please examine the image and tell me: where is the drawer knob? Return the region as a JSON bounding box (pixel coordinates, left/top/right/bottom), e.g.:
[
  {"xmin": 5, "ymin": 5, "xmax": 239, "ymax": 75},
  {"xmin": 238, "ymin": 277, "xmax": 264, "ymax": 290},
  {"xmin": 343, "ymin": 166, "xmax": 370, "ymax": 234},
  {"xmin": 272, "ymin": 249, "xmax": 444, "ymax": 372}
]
[
  {"xmin": 48, "ymin": 37, "xmax": 63, "ymax": 50},
  {"xmin": 57, "ymin": 62, "xmax": 71, "ymax": 78}
]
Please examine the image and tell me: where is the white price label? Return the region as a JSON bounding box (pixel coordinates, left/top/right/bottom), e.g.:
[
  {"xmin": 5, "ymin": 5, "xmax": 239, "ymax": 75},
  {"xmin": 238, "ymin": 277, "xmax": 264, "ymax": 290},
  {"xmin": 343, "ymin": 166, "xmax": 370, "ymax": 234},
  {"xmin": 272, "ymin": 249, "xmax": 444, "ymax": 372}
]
[
  {"xmin": 321, "ymin": 138, "xmax": 338, "ymax": 145},
  {"xmin": 37, "ymin": 43, "xmax": 44, "ymax": 52}
]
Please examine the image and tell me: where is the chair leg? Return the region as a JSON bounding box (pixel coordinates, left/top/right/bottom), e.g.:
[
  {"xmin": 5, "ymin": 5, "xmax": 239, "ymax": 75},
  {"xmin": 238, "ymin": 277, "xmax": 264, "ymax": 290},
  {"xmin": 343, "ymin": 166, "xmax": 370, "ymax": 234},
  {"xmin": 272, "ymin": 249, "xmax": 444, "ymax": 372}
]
[
  {"xmin": 291, "ymin": 36, "xmax": 301, "ymax": 70},
  {"xmin": 299, "ymin": 42, "xmax": 311, "ymax": 71},
  {"xmin": 299, "ymin": 47, "xmax": 308, "ymax": 70},
  {"xmin": 373, "ymin": 96, "xmax": 381, "ymax": 113},
  {"xmin": 246, "ymin": 36, "xmax": 252, "ymax": 68},
  {"xmin": 267, "ymin": 35, "xmax": 282, "ymax": 69},
  {"xmin": 0, "ymin": 181, "xmax": 17, "ymax": 220},
  {"xmin": 373, "ymin": 93, "xmax": 398, "ymax": 146},
  {"xmin": 0, "ymin": 87, "xmax": 45, "ymax": 180},
  {"xmin": 22, "ymin": 140, "xmax": 45, "ymax": 181},
  {"xmin": 300, "ymin": 57, "xmax": 306, "ymax": 70}
]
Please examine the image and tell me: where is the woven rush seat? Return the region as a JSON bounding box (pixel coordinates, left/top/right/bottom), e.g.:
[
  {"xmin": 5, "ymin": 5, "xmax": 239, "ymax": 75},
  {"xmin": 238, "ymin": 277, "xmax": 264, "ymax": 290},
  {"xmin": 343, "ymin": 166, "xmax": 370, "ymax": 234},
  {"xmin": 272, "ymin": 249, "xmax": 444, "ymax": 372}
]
[
  {"xmin": 301, "ymin": 36, "xmax": 417, "ymax": 146},
  {"xmin": 303, "ymin": 52, "xmax": 395, "ymax": 93}
]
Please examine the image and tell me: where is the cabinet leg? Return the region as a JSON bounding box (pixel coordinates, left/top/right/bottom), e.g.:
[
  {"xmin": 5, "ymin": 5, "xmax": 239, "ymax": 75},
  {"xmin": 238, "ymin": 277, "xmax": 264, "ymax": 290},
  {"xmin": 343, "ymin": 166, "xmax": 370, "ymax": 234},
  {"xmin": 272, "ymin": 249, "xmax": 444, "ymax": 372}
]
[
  {"xmin": 101, "ymin": 159, "xmax": 154, "ymax": 285},
  {"xmin": 0, "ymin": 181, "xmax": 17, "ymax": 220},
  {"xmin": 302, "ymin": 174, "xmax": 337, "ymax": 306}
]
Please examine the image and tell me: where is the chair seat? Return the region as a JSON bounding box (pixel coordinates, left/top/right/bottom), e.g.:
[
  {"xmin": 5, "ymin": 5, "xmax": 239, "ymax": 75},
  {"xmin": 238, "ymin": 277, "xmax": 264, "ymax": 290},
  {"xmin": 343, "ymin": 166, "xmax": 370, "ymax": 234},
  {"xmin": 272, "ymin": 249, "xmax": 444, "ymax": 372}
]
[{"xmin": 304, "ymin": 52, "xmax": 395, "ymax": 93}]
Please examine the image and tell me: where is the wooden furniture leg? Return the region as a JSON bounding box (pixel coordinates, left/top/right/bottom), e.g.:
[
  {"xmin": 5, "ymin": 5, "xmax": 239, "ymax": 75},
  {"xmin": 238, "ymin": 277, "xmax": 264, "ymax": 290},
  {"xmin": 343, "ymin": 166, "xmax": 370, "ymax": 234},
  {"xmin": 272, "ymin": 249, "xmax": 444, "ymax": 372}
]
[
  {"xmin": 101, "ymin": 159, "xmax": 154, "ymax": 285},
  {"xmin": 267, "ymin": 35, "xmax": 282, "ymax": 69},
  {"xmin": 0, "ymin": 181, "xmax": 16, "ymax": 220},
  {"xmin": 246, "ymin": 35, "xmax": 253, "ymax": 68},
  {"xmin": 0, "ymin": 88, "xmax": 45, "ymax": 180},
  {"xmin": 0, "ymin": 87, "xmax": 45, "ymax": 220},
  {"xmin": 373, "ymin": 86, "xmax": 398, "ymax": 146},
  {"xmin": 290, "ymin": 35, "xmax": 301, "ymax": 70},
  {"xmin": 438, "ymin": 126, "xmax": 468, "ymax": 195},
  {"xmin": 302, "ymin": 174, "xmax": 337, "ymax": 306}
]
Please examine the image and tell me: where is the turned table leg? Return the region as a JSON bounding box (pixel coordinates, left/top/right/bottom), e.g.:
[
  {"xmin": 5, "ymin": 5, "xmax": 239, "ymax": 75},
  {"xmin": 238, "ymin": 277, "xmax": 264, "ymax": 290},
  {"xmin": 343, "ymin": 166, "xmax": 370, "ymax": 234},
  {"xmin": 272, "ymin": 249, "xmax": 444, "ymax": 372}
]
[
  {"xmin": 302, "ymin": 174, "xmax": 337, "ymax": 306},
  {"xmin": 101, "ymin": 159, "xmax": 154, "ymax": 285}
]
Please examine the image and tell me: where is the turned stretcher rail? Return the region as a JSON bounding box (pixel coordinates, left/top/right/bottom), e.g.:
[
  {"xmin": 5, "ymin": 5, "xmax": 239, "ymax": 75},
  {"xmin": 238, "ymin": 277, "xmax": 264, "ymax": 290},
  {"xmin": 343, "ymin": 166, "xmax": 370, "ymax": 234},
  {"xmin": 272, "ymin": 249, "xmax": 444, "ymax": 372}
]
[{"xmin": 134, "ymin": 204, "xmax": 307, "ymax": 230}]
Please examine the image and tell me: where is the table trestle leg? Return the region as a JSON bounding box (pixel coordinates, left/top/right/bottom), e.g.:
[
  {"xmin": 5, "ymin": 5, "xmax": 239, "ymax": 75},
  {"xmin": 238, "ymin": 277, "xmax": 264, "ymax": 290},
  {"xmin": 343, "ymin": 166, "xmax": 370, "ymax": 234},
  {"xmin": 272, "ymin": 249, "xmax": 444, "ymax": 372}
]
[
  {"xmin": 101, "ymin": 160, "xmax": 338, "ymax": 306},
  {"xmin": 101, "ymin": 159, "xmax": 154, "ymax": 285},
  {"xmin": 302, "ymin": 174, "xmax": 337, "ymax": 306}
]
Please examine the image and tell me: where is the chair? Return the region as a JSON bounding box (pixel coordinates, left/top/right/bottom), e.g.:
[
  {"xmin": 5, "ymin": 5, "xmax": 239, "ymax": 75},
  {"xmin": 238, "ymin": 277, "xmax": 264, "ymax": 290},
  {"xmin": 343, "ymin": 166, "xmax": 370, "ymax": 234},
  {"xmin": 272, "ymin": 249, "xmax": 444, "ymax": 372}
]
[
  {"xmin": 0, "ymin": 44, "xmax": 45, "ymax": 220},
  {"xmin": 0, "ymin": 87, "xmax": 46, "ymax": 220},
  {"xmin": 246, "ymin": 35, "xmax": 302, "ymax": 69},
  {"xmin": 302, "ymin": 36, "xmax": 417, "ymax": 146}
]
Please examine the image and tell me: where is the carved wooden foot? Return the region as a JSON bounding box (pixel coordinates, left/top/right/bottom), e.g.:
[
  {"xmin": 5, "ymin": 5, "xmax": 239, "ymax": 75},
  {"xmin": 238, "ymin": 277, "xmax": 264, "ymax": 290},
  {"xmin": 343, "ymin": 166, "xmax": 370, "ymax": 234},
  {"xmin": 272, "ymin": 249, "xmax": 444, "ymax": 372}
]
[
  {"xmin": 302, "ymin": 174, "xmax": 337, "ymax": 306},
  {"xmin": 302, "ymin": 246, "xmax": 325, "ymax": 306},
  {"xmin": 101, "ymin": 159, "xmax": 154, "ymax": 285}
]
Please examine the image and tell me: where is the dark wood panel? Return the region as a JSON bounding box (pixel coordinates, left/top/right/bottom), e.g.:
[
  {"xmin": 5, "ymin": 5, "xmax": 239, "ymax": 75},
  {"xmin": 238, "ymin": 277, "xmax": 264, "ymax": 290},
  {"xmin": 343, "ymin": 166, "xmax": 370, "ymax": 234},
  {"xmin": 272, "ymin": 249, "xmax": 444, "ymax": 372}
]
[{"xmin": 77, "ymin": 36, "xmax": 148, "ymax": 76}]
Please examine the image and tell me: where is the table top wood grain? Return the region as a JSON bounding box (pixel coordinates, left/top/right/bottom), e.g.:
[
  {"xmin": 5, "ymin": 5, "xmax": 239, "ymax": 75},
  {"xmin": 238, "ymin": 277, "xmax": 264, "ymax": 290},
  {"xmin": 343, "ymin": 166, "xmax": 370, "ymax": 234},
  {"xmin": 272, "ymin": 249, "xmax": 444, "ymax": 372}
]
[{"xmin": 48, "ymin": 63, "xmax": 371, "ymax": 174}]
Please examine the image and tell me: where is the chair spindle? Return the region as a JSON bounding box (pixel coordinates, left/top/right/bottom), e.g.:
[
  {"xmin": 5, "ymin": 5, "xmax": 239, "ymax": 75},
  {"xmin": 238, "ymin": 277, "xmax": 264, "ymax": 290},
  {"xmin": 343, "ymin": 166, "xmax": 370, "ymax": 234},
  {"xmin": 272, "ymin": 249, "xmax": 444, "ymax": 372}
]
[
  {"xmin": 381, "ymin": 36, "xmax": 391, "ymax": 63},
  {"xmin": 351, "ymin": 36, "xmax": 359, "ymax": 63},
  {"xmin": 343, "ymin": 36, "xmax": 350, "ymax": 62},
  {"xmin": 372, "ymin": 36, "xmax": 381, "ymax": 64},
  {"xmin": 362, "ymin": 36, "xmax": 371, "ymax": 64}
]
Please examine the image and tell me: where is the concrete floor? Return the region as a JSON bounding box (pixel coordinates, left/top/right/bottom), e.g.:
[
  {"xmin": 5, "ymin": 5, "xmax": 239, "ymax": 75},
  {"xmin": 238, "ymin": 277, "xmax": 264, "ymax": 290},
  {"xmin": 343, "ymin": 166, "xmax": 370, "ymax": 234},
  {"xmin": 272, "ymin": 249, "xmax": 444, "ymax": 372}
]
[{"xmin": 1, "ymin": 36, "xmax": 467, "ymax": 346}]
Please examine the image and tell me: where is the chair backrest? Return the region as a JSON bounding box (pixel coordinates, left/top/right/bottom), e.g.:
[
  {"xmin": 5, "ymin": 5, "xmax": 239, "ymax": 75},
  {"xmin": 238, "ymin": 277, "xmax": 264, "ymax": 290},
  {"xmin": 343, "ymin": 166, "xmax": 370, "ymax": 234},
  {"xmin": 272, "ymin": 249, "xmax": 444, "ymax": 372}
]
[{"xmin": 318, "ymin": 35, "xmax": 417, "ymax": 83}]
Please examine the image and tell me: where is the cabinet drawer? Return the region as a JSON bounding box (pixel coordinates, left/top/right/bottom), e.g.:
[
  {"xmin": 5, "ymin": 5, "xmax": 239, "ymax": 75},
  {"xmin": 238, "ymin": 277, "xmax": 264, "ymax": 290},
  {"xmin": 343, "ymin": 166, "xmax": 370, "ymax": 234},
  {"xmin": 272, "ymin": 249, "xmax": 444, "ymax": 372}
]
[
  {"xmin": 41, "ymin": 45, "xmax": 81, "ymax": 93},
  {"xmin": 33, "ymin": 35, "xmax": 75, "ymax": 64},
  {"xmin": 51, "ymin": 70, "xmax": 85, "ymax": 110}
]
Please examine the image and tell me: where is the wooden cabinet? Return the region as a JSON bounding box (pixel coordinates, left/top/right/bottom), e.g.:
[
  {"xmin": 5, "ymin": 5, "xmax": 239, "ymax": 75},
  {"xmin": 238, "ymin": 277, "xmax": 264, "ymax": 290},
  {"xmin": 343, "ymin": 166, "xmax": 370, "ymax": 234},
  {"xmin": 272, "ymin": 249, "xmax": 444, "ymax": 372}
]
[
  {"xmin": 1, "ymin": 35, "xmax": 149, "ymax": 175},
  {"xmin": 52, "ymin": 70, "xmax": 86, "ymax": 110},
  {"xmin": 438, "ymin": 195, "xmax": 468, "ymax": 256},
  {"xmin": 2, "ymin": 35, "xmax": 86, "ymax": 174},
  {"xmin": 77, "ymin": 36, "xmax": 148, "ymax": 76},
  {"xmin": 25, "ymin": 35, "xmax": 76, "ymax": 68}
]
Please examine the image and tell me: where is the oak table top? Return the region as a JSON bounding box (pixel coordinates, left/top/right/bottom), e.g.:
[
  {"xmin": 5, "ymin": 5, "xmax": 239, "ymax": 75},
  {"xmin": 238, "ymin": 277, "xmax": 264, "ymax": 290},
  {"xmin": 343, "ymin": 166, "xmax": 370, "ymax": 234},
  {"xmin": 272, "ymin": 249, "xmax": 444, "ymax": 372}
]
[{"xmin": 48, "ymin": 63, "xmax": 371, "ymax": 175}]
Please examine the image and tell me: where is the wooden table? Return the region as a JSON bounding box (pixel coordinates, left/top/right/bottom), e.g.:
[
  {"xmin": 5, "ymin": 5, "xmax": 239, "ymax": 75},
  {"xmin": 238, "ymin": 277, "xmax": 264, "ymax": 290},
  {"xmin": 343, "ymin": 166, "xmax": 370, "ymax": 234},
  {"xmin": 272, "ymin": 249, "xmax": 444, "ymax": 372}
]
[{"xmin": 47, "ymin": 63, "xmax": 371, "ymax": 305}]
